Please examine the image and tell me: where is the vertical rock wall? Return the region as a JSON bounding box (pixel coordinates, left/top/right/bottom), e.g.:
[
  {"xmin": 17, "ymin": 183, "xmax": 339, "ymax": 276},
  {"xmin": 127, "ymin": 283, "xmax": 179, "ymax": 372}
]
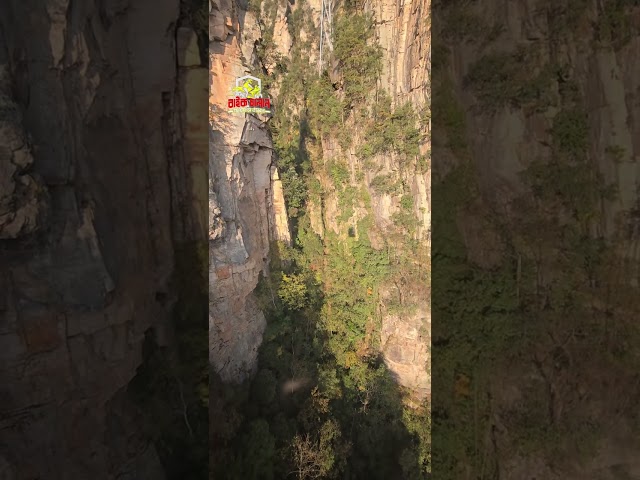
[
  {"xmin": 434, "ymin": 1, "xmax": 640, "ymax": 477},
  {"xmin": 209, "ymin": 0, "xmax": 429, "ymax": 402}
]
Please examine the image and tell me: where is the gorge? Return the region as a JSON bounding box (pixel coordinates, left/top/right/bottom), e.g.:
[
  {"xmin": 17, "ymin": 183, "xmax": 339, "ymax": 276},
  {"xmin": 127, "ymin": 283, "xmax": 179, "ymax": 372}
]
[{"xmin": 209, "ymin": 0, "xmax": 431, "ymax": 477}]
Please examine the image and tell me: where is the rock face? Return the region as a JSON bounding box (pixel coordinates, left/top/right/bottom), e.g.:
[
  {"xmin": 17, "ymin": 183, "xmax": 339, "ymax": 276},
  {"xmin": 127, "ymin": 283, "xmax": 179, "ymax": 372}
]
[
  {"xmin": 0, "ymin": 1, "xmax": 206, "ymax": 478},
  {"xmin": 440, "ymin": 1, "xmax": 640, "ymax": 249},
  {"xmin": 0, "ymin": 65, "xmax": 47, "ymax": 239},
  {"xmin": 209, "ymin": 0, "xmax": 291, "ymax": 381},
  {"xmin": 375, "ymin": 0, "xmax": 430, "ymax": 107},
  {"xmin": 305, "ymin": 0, "xmax": 431, "ymax": 401}
]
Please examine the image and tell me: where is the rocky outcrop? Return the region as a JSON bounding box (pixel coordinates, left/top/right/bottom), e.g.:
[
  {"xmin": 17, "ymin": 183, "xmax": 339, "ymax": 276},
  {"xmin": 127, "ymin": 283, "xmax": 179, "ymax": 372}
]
[
  {"xmin": 306, "ymin": 0, "xmax": 430, "ymax": 401},
  {"xmin": 0, "ymin": 1, "xmax": 206, "ymax": 478},
  {"xmin": 375, "ymin": 0, "xmax": 430, "ymax": 107},
  {"xmin": 209, "ymin": 0, "xmax": 291, "ymax": 381},
  {"xmin": 0, "ymin": 65, "xmax": 48, "ymax": 239}
]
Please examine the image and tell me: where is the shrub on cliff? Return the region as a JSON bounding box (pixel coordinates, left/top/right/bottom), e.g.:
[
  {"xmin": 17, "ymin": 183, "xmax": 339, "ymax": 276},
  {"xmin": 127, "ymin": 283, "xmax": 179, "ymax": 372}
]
[
  {"xmin": 334, "ymin": 12, "xmax": 382, "ymax": 106},
  {"xmin": 307, "ymin": 75, "xmax": 342, "ymax": 136}
]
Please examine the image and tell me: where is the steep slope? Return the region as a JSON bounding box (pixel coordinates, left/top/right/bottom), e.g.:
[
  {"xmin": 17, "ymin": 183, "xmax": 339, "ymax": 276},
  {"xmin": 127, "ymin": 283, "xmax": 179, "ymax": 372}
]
[
  {"xmin": 372, "ymin": 0, "xmax": 431, "ymax": 401},
  {"xmin": 0, "ymin": 1, "xmax": 207, "ymax": 478}
]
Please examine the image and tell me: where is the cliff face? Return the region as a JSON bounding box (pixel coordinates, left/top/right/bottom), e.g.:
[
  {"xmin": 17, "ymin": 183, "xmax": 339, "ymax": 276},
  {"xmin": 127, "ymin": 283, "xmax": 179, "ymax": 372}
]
[
  {"xmin": 0, "ymin": 1, "xmax": 206, "ymax": 477},
  {"xmin": 434, "ymin": 0, "xmax": 640, "ymax": 477},
  {"xmin": 209, "ymin": 0, "xmax": 291, "ymax": 382},
  {"xmin": 442, "ymin": 0, "xmax": 640, "ymax": 244}
]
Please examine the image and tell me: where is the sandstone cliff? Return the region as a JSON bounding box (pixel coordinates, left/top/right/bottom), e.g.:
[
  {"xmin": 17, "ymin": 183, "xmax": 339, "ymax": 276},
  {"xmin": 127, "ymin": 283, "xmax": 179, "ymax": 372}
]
[{"xmin": 0, "ymin": 1, "xmax": 206, "ymax": 477}]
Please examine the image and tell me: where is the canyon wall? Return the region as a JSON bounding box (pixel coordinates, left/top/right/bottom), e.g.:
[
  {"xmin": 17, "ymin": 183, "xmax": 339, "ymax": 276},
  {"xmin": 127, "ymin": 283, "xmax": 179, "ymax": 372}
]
[
  {"xmin": 316, "ymin": 0, "xmax": 431, "ymax": 399},
  {"xmin": 0, "ymin": 1, "xmax": 206, "ymax": 477}
]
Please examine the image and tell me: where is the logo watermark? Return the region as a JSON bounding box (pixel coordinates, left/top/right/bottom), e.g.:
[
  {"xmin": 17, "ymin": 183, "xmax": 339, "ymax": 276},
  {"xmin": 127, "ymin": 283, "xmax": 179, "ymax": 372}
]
[{"xmin": 227, "ymin": 75, "xmax": 272, "ymax": 115}]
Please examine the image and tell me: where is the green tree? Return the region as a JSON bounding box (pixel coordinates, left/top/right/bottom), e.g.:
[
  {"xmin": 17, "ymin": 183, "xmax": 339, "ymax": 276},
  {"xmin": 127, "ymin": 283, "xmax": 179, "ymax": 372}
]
[
  {"xmin": 278, "ymin": 273, "xmax": 309, "ymax": 310},
  {"xmin": 239, "ymin": 419, "xmax": 277, "ymax": 480}
]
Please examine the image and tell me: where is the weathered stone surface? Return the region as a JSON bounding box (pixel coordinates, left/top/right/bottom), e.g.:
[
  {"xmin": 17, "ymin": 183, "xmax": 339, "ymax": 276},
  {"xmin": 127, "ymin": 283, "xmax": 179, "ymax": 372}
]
[
  {"xmin": 373, "ymin": 0, "xmax": 431, "ymax": 401},
  {"xmin": 0, "ymin": 66, "xmax": 48, "ymax": 240},
  {"xmin": 381, "ymin": 308, "xmax": 430, "ymax": 399},
  {"xmin": 435, "ymin": 0, "xmax": 640, "ymax": 476}
]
